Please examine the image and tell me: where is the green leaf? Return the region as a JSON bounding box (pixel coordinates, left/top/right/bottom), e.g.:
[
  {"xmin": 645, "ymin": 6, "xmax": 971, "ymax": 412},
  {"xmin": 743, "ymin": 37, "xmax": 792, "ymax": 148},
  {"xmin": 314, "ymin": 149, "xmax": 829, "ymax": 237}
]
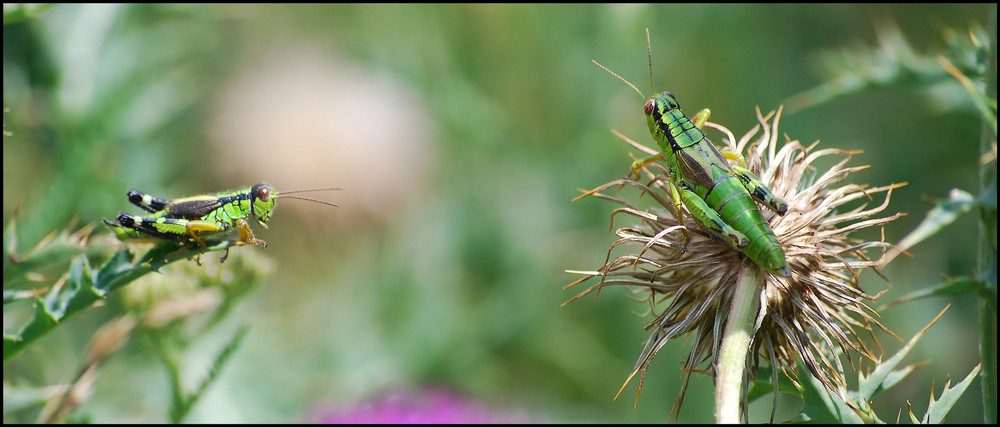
[
  {"xmin": 921, "ymin": 364, "xmax": 982, "ymax": 423},
  {"xmin": 3, "ymin": 221, "xmax": 98, "ymax": 289},
  {"xmin": 1, "ymin": 383, "xmax": 63, "ymax": 414},
  {"xmin": 878, "ymin": 361, "xmax": 925, "ymax": 392},
  {"xmin": 2, "ymin": 3, "xmax": 52, "ymax": 25},
  {"xmin": 3, "ymin": 239, "xmax": 238, "ymax": 364},
  {"xmin": 881, "ymin": 188, "xmax": 977, "ymax": 266},
  {"xmin": 748, "ymin": 306, "xmax": 954, "ymax": 423},
  {"xmin": 793, "ymin": 365, "xmax": 867, "ymax": 423},
  {"xmin": 93, "ymin": 249, "xmax": 137, "ymax": 293},
  {"xmin": 882, "ymin": 276, "xmax": 981, "ymax": 309},
  {"xmin": 783, "ymin": 21, "xmax": 980, "ymax": 115},
  {"xmin": 3, "ymin": 289, "xmax": 44, "ymax": 305},
  {"xmin": 858, "ymin": 306, "xmax": 947, "ymax": 402},
  {"xmin": 168, "ymin": 325, "xmax": 248, "ymax": 423}
]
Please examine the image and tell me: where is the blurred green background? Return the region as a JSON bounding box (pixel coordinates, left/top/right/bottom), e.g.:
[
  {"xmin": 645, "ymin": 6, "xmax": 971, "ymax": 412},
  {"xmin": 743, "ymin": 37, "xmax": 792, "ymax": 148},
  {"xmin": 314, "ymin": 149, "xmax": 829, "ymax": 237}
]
[{"xmin": 3, "ymin": 4, "xmax": 991, "ymax": 423}]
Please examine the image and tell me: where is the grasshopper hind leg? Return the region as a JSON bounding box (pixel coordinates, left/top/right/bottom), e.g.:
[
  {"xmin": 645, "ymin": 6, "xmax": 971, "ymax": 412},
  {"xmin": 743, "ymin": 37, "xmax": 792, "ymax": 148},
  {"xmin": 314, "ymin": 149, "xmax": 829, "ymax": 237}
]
[
  {"xmin": 731, "ymin": 165, "xmax": 788, "ymax": 215},
  {"xmin": 675, "ymin": 181, "xmax": 749, "ymax": 250},
  {"xmin": 126, "ymin": 190, "xmax": 172, "ymax": 213},
  {"xmin": 689, "ymin": 107, "xmax": 788, "ymax": 216}
]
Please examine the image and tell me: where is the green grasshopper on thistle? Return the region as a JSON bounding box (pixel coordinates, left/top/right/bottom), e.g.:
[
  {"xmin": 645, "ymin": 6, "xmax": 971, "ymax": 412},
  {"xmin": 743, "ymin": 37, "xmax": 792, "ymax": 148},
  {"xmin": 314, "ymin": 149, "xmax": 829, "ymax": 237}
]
[
  {"xmin": 592, "ymin": 30, "xmax": 791, "ymax": 277},
  {"xmin": 104, "ymin": 183, "xmax": 340, "ymax": 262}
]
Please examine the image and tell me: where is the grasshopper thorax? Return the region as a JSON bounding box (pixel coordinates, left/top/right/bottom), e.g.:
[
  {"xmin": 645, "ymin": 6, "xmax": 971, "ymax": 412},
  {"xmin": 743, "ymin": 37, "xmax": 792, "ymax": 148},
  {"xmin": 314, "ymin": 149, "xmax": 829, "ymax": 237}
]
[{"xmin": 644, "ymin": 91, "xmax": 683, "ymax": 144}]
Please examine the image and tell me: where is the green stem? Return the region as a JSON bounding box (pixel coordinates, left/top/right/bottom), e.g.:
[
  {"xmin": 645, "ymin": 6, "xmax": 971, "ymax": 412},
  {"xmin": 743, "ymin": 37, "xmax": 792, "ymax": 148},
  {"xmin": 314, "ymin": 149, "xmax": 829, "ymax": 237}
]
[
  {"xmin": 715, "ymin": 265, "xmax": 762, "ymax": 423},
  {"xmin": 979, "ymin": 4, "xmax": 997, "ymax": 424}
]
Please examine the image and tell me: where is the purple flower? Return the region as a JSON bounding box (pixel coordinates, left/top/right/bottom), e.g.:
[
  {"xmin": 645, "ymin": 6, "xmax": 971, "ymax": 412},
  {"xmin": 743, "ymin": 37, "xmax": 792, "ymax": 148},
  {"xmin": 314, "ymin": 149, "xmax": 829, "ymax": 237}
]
[{"xmin": 317, "ymin": 388, "xmax": 528, "ymax": 424}]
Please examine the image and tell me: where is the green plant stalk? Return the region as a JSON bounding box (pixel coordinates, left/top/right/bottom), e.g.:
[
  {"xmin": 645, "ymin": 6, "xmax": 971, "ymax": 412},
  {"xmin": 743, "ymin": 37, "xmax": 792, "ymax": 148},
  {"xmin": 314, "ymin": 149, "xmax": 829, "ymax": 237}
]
[
  {"xmin": 980, "ymin": 4, "xmax": 998, "ymax": 424},
  {"xmin": 715, "ymin": 265, "xmax": 762, "ymax": 423}
]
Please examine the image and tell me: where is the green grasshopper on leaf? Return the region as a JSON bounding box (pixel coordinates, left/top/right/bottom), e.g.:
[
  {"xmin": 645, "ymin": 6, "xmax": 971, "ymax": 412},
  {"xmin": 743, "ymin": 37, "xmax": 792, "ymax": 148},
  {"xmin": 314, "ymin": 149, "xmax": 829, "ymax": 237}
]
[
  {"xmin": 104, "ymin": 183, "xmax": 340, "ymax": 263},
  {"xmin": 592, "ymin": 29, "xmax": 791, "ymax": 277}
]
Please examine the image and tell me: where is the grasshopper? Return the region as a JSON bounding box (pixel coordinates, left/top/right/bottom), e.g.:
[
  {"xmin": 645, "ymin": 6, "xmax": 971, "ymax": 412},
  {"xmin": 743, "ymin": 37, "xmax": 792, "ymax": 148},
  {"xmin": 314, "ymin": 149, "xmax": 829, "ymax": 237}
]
[
  {"xmin": 104, "ymin": 183, "xmax": 340, "ymax": 262},
  {"xmin": 593, "ymin": 30, "xmax": 791, "ymax": 277}
]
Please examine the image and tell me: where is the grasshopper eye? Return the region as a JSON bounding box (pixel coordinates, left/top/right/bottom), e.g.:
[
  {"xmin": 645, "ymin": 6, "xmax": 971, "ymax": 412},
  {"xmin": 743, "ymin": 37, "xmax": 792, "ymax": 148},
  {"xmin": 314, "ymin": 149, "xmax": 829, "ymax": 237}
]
[
  {"xmin": 256, "ymin": 186, "xmax": 271, "ymax": 202},
  {"xmin": 644, "ymin": 99, "xmax": 656, "ymax": 116}
]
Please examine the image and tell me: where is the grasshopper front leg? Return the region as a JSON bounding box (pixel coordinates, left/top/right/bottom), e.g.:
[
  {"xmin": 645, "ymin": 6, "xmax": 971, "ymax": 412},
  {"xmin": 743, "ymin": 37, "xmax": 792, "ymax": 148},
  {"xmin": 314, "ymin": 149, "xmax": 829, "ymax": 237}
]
[
  {"xmin": 177, "ymin": 218, "xmax": 268, "ymax": 249},
  {"xmin": 235, "ymin": 218, "xmax": 267, "ymax": 248},
  {"xmin": 629, "ymin": 152, "xmax": 665, "ymax": 180},
  {"xmin": 629, "ymin": 108, "xmax": 712, "ymax": 179}
]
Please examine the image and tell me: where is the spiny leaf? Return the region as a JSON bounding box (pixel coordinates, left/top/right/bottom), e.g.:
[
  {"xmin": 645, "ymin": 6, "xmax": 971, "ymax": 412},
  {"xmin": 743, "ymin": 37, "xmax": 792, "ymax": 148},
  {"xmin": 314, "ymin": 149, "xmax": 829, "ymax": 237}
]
[
  {"xmin": 168, "ymin": 325, "xmax": 248, "ymax": 423},
  {"xmin": 881, "ymin": 276, "xmax": 988, "ymax": 310},
  {"xmin": 3, "ymin": 239, "xmax": 237, "ymax": 363},
  {"xmin": 792, "ymin": 362, "xmax": 868, "ymax": 423},
  {"xmin": 4, "ymin": 220, "xmax": 96, "ymax": 288},
  {"xmin": 922, "ymin": 364, "xmax": 982, "ymax": 423},
  {"xmin": 3, "ymin": 288, "xmax": 47, "ymax": 305},
  {"xmin": 857, "ymin": 305, "xmax": 949, "ymax": 402},
  {"xmin": 878, "ymin": 360, "xmax": 929, "ymax": 393},
  {"xmin": 784, "ymin": 19, "xmax": 990, "ymax": 115},
  {"xmin": 881, "ymin": 188, "xmax": 976, "ymax": 266}
]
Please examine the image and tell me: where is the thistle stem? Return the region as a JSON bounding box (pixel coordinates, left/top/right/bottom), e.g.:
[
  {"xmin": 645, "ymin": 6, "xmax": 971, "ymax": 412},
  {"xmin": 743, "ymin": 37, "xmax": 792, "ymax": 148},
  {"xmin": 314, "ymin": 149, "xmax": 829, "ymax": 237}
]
[
  {"xmin": 715, "ymin": 265, "xmax": 763, "ymax": 423},
  {"xmin": 978, "ymin": 5, "xmax": 997, "ymax": 423}
]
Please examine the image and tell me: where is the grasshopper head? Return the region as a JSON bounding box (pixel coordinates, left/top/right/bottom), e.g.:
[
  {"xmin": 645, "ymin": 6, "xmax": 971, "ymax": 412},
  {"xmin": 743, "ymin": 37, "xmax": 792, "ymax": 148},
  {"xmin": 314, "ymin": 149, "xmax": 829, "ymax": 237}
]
[
  {"xmin": 251, "ymin": 183, "xmax": 277, "ymax": 227},
  {"xmin": 252, "ymin": 184, "xmax": 340, "ymax": 228},
  {"xmin": 644, "ymin": 91, "xmax": 680, "ymax": 116},
  {"xmin": 644, "ymin": 91, "xmax": 681, "ymax": 142}
]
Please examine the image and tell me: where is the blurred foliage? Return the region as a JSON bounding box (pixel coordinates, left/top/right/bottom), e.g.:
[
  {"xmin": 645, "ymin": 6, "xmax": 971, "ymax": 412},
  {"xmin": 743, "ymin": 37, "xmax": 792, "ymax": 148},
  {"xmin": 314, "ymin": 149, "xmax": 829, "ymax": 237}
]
[{"xmin": 3, "ymin": 3, "xmax": 994, "ymax": 423}]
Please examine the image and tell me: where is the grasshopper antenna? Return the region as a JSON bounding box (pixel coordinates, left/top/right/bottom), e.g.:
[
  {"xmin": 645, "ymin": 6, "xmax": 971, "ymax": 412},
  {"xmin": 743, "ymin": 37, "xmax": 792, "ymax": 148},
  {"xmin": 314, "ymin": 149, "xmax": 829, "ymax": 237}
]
[
  {"xmin": 275, "ymin": 187, "xmax": 341, "ymax": 207},
  {"xmin": 592, "ymin": 60, "xmax": 645, "ymax": 99},
  {"xmin": 646, "ymin": 28, "xmax": 656, "ymax": 95},
  {"xmin": 275, "ymin": 195, "xmax": 339, "ymax": 207},
  {"xmin": 275, "ymin": 186, "xmax": 342, "ymax": 195}
]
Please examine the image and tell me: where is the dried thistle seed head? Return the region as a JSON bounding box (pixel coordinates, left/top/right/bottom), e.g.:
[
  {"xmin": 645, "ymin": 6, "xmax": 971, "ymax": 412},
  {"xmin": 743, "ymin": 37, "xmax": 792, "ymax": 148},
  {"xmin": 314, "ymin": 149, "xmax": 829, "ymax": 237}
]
[{"xmin": 566, "ymin": 106, "xmax": 905, "ymax": 417}]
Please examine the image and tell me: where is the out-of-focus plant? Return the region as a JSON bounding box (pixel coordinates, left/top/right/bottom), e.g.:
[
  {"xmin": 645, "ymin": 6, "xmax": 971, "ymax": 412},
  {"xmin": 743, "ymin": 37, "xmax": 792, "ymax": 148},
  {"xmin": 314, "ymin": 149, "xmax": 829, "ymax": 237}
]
[
  {"xmin": 4, "ymin": 219, "xmax": 270, "ymax": 422},
  {"xmin": 2, "ymin": 3, "xmax": 51, "ymax": 25},
  {"xmin": 3, "ymin": 4, "xmax": 267, "ymax": 423}
]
